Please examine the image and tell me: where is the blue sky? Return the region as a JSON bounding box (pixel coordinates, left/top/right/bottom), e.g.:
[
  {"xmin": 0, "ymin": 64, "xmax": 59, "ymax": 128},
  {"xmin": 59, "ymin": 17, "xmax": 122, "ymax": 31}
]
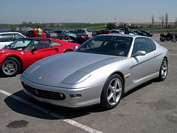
[{"xmin": 1, "ymin": 0, "xmax": 177, "ymax": 24}]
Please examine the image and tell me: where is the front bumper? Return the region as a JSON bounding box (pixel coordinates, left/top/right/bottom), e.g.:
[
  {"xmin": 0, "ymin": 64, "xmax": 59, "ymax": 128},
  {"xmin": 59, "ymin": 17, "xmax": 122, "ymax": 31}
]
[{"xmin": 20, "ymin": 76, "xmax": 103, "ymax": 108}]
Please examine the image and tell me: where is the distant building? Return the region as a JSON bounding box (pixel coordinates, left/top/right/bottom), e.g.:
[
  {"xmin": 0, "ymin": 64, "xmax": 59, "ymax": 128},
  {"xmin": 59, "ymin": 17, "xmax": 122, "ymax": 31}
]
[{"xmin": 16, "ymin": 27, "xmax": 32, "ymax": 32}]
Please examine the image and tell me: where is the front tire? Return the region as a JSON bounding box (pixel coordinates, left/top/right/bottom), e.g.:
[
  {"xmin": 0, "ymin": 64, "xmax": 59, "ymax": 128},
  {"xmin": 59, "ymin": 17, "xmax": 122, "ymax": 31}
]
[
  {"xmin": 160, "ymin": 37, "xmax": 165, "ymax": 42},
  {"xmin": 157, "ymin": 58, "xmax": 168, "ymax": 81},
  {"xmin": 100, "ymin": 74, "xmax": 123, "ymax": 109},
  {"xmin": 1, "ymin": 57, "xmax": 21, "ymax": 77},
  {"xmin": 64, "ymin": 36, "xmax": 68, "ymax": 40}
]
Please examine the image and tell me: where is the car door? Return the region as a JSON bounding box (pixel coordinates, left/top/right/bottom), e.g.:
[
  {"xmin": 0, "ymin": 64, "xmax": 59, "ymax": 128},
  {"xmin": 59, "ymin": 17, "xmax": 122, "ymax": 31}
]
[
  {"xmin": 131, "ymin": 37, "xmax": 157, "ymax": 83},
  {"xmin": 23, "ymin": 40, "xmax": 59, "ymax": 69}
]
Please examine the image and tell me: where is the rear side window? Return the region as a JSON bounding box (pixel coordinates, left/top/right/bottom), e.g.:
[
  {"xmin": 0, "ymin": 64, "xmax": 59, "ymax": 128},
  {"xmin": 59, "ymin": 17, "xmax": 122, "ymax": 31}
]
[
  {"xmin": 15, "ymin": 34, "xmax": 25, "ymax": 39},
  {"xmin": 28, "ymin": 40, "xmax": 51, "ymax": 50},
  {"xmin": 0, "ymin": 34, "xmax": 14, "ymax": 42},
  {"xmin": 50, "ymin": 41, "xmax": 61, "ymax": 46},
  {"xmin": 146, "ymin": 38, "xmax": 156, "ymax": 51}
]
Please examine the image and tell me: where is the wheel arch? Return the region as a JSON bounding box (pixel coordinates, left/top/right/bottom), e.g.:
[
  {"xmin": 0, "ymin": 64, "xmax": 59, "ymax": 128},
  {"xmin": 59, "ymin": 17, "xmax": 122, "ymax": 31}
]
[
  {"xmin": 158, "ymin": 56, "xmax": 168, "ymax": 71},
  {"xmin": 64, "ymin": 49, "xmax": 73, "ymax": 52},
  {"xmin": 164, "ymin": 56, "xmax": 168, "ymax": 63},
  {"xmin": 108, "ymin": 71, "xmax": 125, "ymax": 94},
  {"xmin": 100, "ymin": 71, "xmax": 125, "ymax": 109}
]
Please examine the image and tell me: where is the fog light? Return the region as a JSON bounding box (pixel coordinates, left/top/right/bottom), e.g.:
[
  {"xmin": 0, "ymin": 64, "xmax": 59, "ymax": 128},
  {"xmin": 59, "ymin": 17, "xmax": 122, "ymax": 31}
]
[
  {"xmin": 58, "ymin": 93, "xmax": 65, "ymax": 100},
  {"xmin": 70, "ymin": 94, "xmax": 82, "ymax": 98}
]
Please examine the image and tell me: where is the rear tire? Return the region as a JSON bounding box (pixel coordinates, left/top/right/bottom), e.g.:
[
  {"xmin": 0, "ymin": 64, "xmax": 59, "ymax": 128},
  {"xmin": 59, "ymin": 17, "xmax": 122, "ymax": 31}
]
[
  {"xmin": 1, "ymin": 57, "xmax": 21, "ymax": 77},
  {"xmin": 100, "ymin": 74, "xmax": 123, "ymax": 109},
  {"xmin": 157, "ymin": 58, "xmax": 168, "ymax": 81}
]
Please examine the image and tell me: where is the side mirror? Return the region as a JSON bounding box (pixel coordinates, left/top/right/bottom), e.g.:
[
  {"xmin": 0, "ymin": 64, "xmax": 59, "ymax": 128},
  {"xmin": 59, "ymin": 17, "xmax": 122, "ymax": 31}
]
[
  {"xmin": 132, "ymin": 50, "xmax": 146, "ymax": 57},
  {"xmin": 4, "ymin": 44, "xmax": 11, "ymax": 49},
  {"xmin": 31, "ymin": 48, "xmax": 37, "ymax": 54}
]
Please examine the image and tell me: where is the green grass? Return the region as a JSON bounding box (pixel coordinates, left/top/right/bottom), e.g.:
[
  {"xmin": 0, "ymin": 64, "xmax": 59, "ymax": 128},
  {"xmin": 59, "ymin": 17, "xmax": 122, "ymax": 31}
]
[
  {"xmin": 54, "ymin": 23, "xmax": 106, "ymax": 30},
  {"xmin": 151, "ymin": 29, "xmax": 177, "ymax": 33},
  {"xmin": 0, "ymin": 23, "xmax": 176, "ymax": 33}
]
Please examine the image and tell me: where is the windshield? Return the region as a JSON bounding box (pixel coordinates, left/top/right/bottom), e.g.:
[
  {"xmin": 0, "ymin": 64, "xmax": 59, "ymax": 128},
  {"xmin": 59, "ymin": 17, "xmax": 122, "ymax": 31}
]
[
  {"xmin": 48, "ymin": 30, "xmax": 56, "ymax": 33},
  {"xmin": 6, "ymin": 39, "xmax": 32, "ymax": 50},
  {"xmin": 76, "ymin": 35, "xmax": 133, "ymax": 57}
]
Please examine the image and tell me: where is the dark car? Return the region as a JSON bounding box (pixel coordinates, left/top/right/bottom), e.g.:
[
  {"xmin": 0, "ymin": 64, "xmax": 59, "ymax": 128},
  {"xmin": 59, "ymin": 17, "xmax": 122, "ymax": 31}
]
[
  {"xmin": 95, "ymin": 30, "xmax": 113, "ymax": 35},
  {"xmin": 139, "ymin": 30, "xmax": 153, "ymax": 37},
  {"xmin": 132, "ymin": 29, "xmax": 147, "ymax": 36}
]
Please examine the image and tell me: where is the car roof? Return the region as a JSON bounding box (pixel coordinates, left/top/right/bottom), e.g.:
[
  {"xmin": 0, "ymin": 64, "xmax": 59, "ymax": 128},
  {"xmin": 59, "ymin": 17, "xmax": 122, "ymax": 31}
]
[
  {"xmin": 0, "ymin": 32, "xmax": 23, "ymax": 34},
  {"xmin": 18, "ymin": 37, "xmax": 49, "ymax": 40},
  {"xmin": 97, "ymin": 33, "xmax": 136, "ymax": 37}
]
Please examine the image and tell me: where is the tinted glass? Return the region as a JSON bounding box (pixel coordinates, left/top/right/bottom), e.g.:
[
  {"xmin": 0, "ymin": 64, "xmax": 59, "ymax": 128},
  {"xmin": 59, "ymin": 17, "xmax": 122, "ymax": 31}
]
[
  {"xmin": 56, "ymin": 31, "xmax": 62, "ymax": 33},
  {"xmin": 76, "ymin": 35, "xmax": 133, "ymax": 56},
  {"xmin": 133, "ymin": 37, "xmax": 152, "ymax": 54},
  {"xmin": 146, "ymin": 38, "xmax": 156, "ymax": 51},
  {"xmin": 15, "ymin": 34, "xmax": 25, "ymax": 39},
  {"xmin": 28, "ymin": 40, "xmax": 50, "ymax": 50}
]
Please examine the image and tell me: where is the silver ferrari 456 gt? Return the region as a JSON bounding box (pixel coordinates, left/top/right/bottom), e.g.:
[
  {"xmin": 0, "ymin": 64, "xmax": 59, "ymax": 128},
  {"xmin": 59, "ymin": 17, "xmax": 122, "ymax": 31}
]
[{"xmin": 20, "ymin": 34, "xmax": 169, "ymax": 109}]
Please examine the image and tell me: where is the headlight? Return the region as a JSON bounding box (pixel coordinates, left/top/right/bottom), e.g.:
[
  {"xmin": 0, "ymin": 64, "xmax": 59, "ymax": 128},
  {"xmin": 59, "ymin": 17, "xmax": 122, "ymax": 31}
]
[{"xmin": 62, "ymin": 71, "xmax": 91, "ymax": 84}]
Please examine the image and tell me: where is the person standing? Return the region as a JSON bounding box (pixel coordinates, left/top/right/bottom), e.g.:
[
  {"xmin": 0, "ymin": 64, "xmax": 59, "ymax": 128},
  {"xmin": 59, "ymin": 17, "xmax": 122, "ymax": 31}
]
[
  {"xmin": 124, "ymin": 25, "xmax": 129, "ymax": 34},
  {"xmin": 36, "ymin": 26, "xmax": 43, "ymax": 37}
]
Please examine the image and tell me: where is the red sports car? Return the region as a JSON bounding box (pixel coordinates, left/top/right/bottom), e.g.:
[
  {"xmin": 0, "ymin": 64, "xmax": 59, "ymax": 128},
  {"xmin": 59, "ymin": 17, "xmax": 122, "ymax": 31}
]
[
  {"xmin": 0, "ymin": 38, "xmax": 80, "ymax": 77},
  {"xmin": 25, "ymin": 30, "xmax": 47, "ymax": 38}
]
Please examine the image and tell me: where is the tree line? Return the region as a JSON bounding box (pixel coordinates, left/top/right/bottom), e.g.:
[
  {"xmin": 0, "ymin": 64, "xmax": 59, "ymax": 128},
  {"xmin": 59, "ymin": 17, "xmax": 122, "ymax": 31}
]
[{"xmin": 152, "ymin": 12, "xmax": 177, "ymax": 28}]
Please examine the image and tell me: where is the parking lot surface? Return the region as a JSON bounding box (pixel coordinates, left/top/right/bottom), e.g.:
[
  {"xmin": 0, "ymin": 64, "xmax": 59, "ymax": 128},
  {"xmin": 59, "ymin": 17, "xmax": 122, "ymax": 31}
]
[{"xmin": 0, "ymin": 34, "xmax": 177, "ymax": 133}]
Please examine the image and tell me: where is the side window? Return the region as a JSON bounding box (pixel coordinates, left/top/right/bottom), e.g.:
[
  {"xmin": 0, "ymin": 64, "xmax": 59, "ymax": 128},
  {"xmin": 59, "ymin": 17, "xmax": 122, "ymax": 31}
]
[
  {"xmin": 14, "ymin": 34, "xmax": 24, "ymax": 39},
  {"xmin": 50, "ymin": 41, "xmax": 61, "ymax": 46},
  {"xmin": 81, "ymin": 30, "xmax": 85, "ymax": 33},
  {"xmin": 146, "ymin": 38, "xmax": 156, "ymax": 51},
  {"xmin": 57, "ymin": 31, "xmax": 62, "ymax": 34},
  {"xmin": 35, "ymin": 40, "xmax": 50, "ymax": 50},
  {"xmin": 0, "ymin": 34, "xmax": 14, "ymax": 42},
  {"xmin": 133, "ymin": 37, "xmax": 152, "ymax": 54}
]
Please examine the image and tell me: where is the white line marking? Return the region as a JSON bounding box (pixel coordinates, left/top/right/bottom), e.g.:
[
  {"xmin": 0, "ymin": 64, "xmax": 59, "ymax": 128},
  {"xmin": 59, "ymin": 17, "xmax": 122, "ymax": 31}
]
[
  {"xmin": 0, "ymin": 89, "xmax": 103, "ymax": 133},
  {"xmin": 169, "ymin": 54, "xmax": 177, "ymax": 55}
]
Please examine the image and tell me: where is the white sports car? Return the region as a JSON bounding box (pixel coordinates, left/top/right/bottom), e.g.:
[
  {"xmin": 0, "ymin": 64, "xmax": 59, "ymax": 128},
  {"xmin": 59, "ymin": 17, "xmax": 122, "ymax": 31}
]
[{"xmin": 20, "ymin": 34, "xmax": 169, "ymax": 109}]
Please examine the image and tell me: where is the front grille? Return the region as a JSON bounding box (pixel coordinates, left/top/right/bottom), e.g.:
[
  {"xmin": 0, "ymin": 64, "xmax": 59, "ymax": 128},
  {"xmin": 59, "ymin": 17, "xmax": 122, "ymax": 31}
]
[{"xmin": 22, "ymin": 82, "xmax": 65, "ymax": 100}]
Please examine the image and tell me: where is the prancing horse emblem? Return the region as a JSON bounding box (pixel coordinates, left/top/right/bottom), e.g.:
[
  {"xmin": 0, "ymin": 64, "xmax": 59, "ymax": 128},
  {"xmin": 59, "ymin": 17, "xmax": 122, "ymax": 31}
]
[
  {"xmin": 39, "ymin": 76, "xmax": 42, "ymax": 79},
  {"xmin": 35, "ymin": 89, "xmax": 38, "ymax": 95}
]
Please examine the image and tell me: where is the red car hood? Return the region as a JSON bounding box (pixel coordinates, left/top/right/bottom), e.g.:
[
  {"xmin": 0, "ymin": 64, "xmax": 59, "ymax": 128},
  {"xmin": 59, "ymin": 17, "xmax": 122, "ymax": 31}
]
[
  {"xmin": 0, "ymin": 48, "xmax": 12, "ymax": 54},
  {"xmin": 50, "ymin": 38, "xmax": 80, "ymax": 46}
]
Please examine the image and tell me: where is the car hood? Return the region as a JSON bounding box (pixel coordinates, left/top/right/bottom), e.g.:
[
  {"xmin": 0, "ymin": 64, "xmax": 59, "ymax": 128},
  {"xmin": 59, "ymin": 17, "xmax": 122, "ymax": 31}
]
[
  {"xmin": 22, "ymin": 52, "xmax": 126, "ymax": 87},
  {"xmin": 0, "ymin": 48, "xmax": 13, "ymax": 53}
]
